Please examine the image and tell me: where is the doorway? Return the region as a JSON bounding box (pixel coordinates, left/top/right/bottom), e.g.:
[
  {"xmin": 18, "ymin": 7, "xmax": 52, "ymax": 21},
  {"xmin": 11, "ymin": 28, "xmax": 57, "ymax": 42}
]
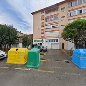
[{"xmin": 62, "ymin": 43, "xmax": 64, "ymax": 49}]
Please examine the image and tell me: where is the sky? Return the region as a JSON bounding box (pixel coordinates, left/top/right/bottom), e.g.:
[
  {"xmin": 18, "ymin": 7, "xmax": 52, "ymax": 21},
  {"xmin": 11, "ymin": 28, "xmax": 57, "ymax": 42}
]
[{"xmin": 0, "ymin": 0, "xmax": 63, "ymax": 34}]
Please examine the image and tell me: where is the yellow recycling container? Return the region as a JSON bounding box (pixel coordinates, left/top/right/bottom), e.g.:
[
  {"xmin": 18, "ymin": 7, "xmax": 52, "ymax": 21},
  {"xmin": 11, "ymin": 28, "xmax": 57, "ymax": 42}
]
[{"xmin": 7, "ymin": 48, "xmax": 29, "ymax": 64}]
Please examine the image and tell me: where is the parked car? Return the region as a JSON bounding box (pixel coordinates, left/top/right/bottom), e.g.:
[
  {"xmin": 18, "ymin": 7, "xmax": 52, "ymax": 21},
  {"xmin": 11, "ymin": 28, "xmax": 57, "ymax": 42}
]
[
  {"xmin": 40, "ymin": 46, "xmax": 47, "ymax": 52},
  {"xmin": 0, "ymin": 50, "xmax": 7, "ymax": 59}
]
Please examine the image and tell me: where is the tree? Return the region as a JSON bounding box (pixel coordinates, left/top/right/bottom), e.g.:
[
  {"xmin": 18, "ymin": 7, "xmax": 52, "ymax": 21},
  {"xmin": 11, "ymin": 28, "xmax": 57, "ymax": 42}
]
[
  {"xmin": 62, "ymin": 19, "xmax": 86, "ymax": 49},
  {"xmin": 7, "ymin": 25, "xmax": 17, "ymax": 48},
  {"xmin": 22, "ymin": 35, "xmax": 31, "ymax": 48},
  {"xmin": 0, "ymin": 24, "xmax": 17, "ymax": 50}
]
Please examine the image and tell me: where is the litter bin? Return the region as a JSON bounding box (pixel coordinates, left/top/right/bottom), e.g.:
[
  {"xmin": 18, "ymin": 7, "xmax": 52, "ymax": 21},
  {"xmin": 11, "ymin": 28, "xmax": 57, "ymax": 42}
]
[
  {"xmin": 7, "ymin": 48, "xmax": 29, "ymax": 64},
  {"xmin": 72, "ymin": 49, "xmax": 86, "ymax": 69},
  {"xmin": 26, "ymin": 48, "xmax": 40, "ymax": 69}
]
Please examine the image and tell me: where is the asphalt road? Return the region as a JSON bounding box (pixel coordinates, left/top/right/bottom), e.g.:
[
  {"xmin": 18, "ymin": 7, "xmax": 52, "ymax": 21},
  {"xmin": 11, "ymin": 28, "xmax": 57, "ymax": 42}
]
[{"xmin": 0, "ymin": 50, "xmax": 86, "ymax": 86}]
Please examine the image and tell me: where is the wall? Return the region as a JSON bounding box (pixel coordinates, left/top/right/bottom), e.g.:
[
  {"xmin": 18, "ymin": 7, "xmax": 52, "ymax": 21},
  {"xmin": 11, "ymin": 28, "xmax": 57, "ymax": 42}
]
[{"xmin": 33, "ymin": 12, "xmax": 41, "ymax": 39}]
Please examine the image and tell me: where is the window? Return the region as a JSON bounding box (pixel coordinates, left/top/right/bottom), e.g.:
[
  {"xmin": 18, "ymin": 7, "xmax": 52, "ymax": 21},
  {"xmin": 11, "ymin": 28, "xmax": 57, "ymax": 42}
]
[
  {"xmin": 74, "ymin": 1, "xmax": 77, "ymax": 6},
  {"xmin": 68, "ymin": 3, "xmax": 70, "ymax": 7},
  {"xmin": 45, "ymin": 28, "xmax": 51, "ymax": 29},
  {"xmin": 34, "ymin": 40, "xmax": 42, "ymax": 42},
  {"xmin": 83, "ymin": 0, "xmax": 86, "ymax": 3},
  {"xmin": 61, "ymin": 16, "xmax": 65, "ymax": 18},
  {"xmin": 61, "ymin": 7, "xmax": 65, "ymax": 12},
  {"xmin": 41, "ymin": 15, "xmax": 45, "ymax": 20},
  {"xmin": 77, "ymin": 9, "xmax": 82, "ymax": 15},
  {"xmin": 41, "ymin": 29, "xmax": 44, "ymax": 34},
  {"xmin": 52, "ymin": 39, "xmax": 56, "ymax": 42},
  {"xmin": 45, "ymin": 15, "xmax": 58, "ymax": 22},
  {"xmin": 68, "ymin": 9, "xmax": 85, "ymax": 17},
  {"xmin": 68, "ymin": 12, "xmax": 70, "ymax": 17},
  {"xmin": 41, "ymin": 11, "xmax": 44, "ymax": 14},
  {"xmin": 50, "ymin": 15, "xmax": 54, "ymax": 21},
  {"xmin": 56, "ymin": 39, "xmax": 58, "ymax": 42},
  {"xmin": 34, "ymin": 40, "xmax": 36, "ymax": 42},
  {"xmin": 52, "ymin": 25, "xmax": 58, "ymax": 28},
  {"xmin": 45, "ymin": 16, "xmax": 50, "ymax": 22},
  {"xmin": 45, "ymin": 25, "xmax": 51, "ymax": 29},
  {"xmin": 41, "ymin": 22, "xmax": 45, "ymax": 27},
  {"xmin": 52, "ymin": 26, "xmax": 57, "ymax": 28},
  {"xmin": 72, "ymin": 1, "xmax": 77, "ymax": 6},
  {"xmin": 47, "ymin": 39, "xmax": 58, "ymax": 43},
  {"xmin": 68, "ymin": 1, "xmax": 77, "ymax": 7},
  {"xmin": 61, "ymin": 16, "xmax": 65, "ymax": 21},
  {"xmin": 45, "ymin": 18, "xmax": 48, "ymax": 22},
  {"xmin": 73, "ymin": 11, "xmax": 77, "ymax": 16},
  {"xmin": 68, "ymin": 0, "xmax": 86, "ymax": 8},
  {"xmin": 68, "ymin": 2, "xmax": 72, "ymax": 7},
  {"xmin": 46, "ymin": 40, "xmax": 48, "ymax": 42},
  {"xmin": 69, "ymin": 10, "xmax": 77, "ymax": 17},
  {"xmin": 48, "ymin": 39, "xmax": 50, "ymax": 42},
  {"xmin": 54, "ymin": 14, "xmax": 58, "ymax": 20},
  {"xmin": 83, "ymin": 8, "xmax": 86, "ymax": 14},
  {"xmin": 78, "ymin": 0, "xmax": 82, "ymax": 5}
]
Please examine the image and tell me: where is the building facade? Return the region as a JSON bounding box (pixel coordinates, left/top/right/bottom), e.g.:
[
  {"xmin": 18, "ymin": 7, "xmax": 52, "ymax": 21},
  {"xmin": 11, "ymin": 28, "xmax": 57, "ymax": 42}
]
[
  {"xmin": 11, "ymin": 31, "xmax": 24, "ymax": 48},
  {"xmin": 32, "ymin": 0, "xmax": 86, "ymax": 50}
]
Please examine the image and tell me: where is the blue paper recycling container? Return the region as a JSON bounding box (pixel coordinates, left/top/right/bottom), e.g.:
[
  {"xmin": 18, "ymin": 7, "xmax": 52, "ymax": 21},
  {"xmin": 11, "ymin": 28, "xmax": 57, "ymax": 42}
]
[{"xmin": 72, "ymin": 49, "xmax": 86, "ymax": 69}]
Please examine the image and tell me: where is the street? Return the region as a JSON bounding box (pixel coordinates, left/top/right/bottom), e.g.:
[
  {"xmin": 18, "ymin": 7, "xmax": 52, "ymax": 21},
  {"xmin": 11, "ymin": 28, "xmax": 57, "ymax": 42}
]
[{"xmin": 0, "ymin": 50, "xmax": 86, "ymax": 86}]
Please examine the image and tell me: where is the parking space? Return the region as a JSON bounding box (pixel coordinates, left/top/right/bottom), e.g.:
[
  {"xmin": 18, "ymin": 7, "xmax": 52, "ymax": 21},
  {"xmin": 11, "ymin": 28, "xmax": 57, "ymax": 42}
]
[{"xmin": 0, "ymin": 50, "xmax": 86, "ymax": 86}]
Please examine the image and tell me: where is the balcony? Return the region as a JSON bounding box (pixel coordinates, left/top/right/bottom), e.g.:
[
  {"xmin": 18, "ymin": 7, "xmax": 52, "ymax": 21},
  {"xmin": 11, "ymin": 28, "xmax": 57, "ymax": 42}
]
[
  {"xmin": 45, "ymin": 31, "xmax": 60, "ymax": 38},
  {"xmin": 45, "ymin": 24, "xmax": 59, "ymax": 32}
]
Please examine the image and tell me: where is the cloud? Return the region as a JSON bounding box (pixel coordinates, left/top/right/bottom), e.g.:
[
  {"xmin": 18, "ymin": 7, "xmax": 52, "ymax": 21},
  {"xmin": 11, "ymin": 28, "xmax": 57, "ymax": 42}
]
[
  {"xmin": 6, "ymin": 0, "xmax": 33, "ymax": 34},
  {"xmin": 0, "ymin": 0, "xmax": 63, "ymax": 34},
  {"xmin": 30, "ymin": 0, "xmax": 64, "ymax": 12},
  {"xmin": 0, "ymin": 0, "xmax": 32, "ymax": 34}
]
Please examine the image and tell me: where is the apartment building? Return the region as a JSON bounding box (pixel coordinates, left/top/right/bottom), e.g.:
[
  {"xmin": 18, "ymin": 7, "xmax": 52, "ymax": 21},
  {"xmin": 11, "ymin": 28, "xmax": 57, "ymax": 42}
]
[{"xmin": 32, "ymin": 0, "xmax": 86, "ymax": 50}]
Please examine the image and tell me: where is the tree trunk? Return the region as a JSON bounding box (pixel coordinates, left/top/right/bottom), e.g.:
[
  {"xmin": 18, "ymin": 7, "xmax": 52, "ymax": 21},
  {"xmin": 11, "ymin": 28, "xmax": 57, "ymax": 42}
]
[{"xmin": 9, "ymin": 44, "xmax": 11, "ymax": 49}]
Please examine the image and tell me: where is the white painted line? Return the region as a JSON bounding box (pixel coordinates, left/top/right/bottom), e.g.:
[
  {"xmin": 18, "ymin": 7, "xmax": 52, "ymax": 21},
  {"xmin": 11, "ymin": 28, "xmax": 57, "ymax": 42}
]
[
  {"xmin": 20, "ymin": 68, "xmax": 29, "ymax": 71},
  {"xmin": 15, "ymin": 68, "xmax": 22, "ymax": 70},
  {"xmin": 0, "ymin": 67, "xmax": 9, "ymax": 69},
  {"xmin": 15, "ymin": 68, "xmax": 30, "ymax": 71},
  {"xmin": 64, "ymin": 72, "xmax": 80, "ymax": 76},
  {"xmin": 37, "ymin": 69, "xmax": 54, "ymax": 73}
]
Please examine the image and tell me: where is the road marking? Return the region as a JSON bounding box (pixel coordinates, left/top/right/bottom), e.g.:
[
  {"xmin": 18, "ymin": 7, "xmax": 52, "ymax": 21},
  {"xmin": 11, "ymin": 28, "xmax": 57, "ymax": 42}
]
[
  {"xmin": 37, "ymin": 69, "xmax": 54, "ymax": 73},
  {"xmin": 64, "ymin": 72, "xmax": 80, "ymax": 76},
  {"xmin": 15, "ymin": 68, "xmax": 22, "ymax": 70},
  {"xmin": 15, "ymin": 68, "xmax": 30, "ymax": 71},
  {"xmin": 0, "ymin": 67, "xmax": 80, "ymax": 76},
  {"xmin": 0, "ymin": 67, "xmax": 9, "ymax": 69},
  {"xmin": 15, "ymin": 68, "xmax": 54, "ymax": 73}
]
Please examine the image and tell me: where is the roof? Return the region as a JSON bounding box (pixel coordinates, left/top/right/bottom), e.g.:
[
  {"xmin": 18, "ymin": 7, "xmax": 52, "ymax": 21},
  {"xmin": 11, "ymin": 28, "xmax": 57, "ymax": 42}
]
[
  {"xmin": 31, "ymin": 0, "xmax": 66, "ymax": 15},
  {"xmin": 65, "ymin": 0, "xmax": 76, "ymax": 1},
  {"xmin": 31, "ymin": 0, "xmax": 77, "ymax": 15}
]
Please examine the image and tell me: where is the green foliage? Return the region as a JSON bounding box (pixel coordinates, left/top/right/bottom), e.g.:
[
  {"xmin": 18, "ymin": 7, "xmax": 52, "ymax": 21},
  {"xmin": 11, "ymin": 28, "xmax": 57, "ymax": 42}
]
[
  {"xmin": 0, "ymin": 24, "xmax": 17, "ymax": 50},
  {"xmin": 62, "ymin": 27, "xmax": 77, "ymax": 41},
  {"xmin": 62, "ymin": 19, "xmax": 86, "ymax": 48},
  {"xmin": 7, "ymin": 25, "xmax": 17, "ymax": 46},
  {"xmin": 22, "ymin": 35, "xmax": 31, "ymax": 48}
]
